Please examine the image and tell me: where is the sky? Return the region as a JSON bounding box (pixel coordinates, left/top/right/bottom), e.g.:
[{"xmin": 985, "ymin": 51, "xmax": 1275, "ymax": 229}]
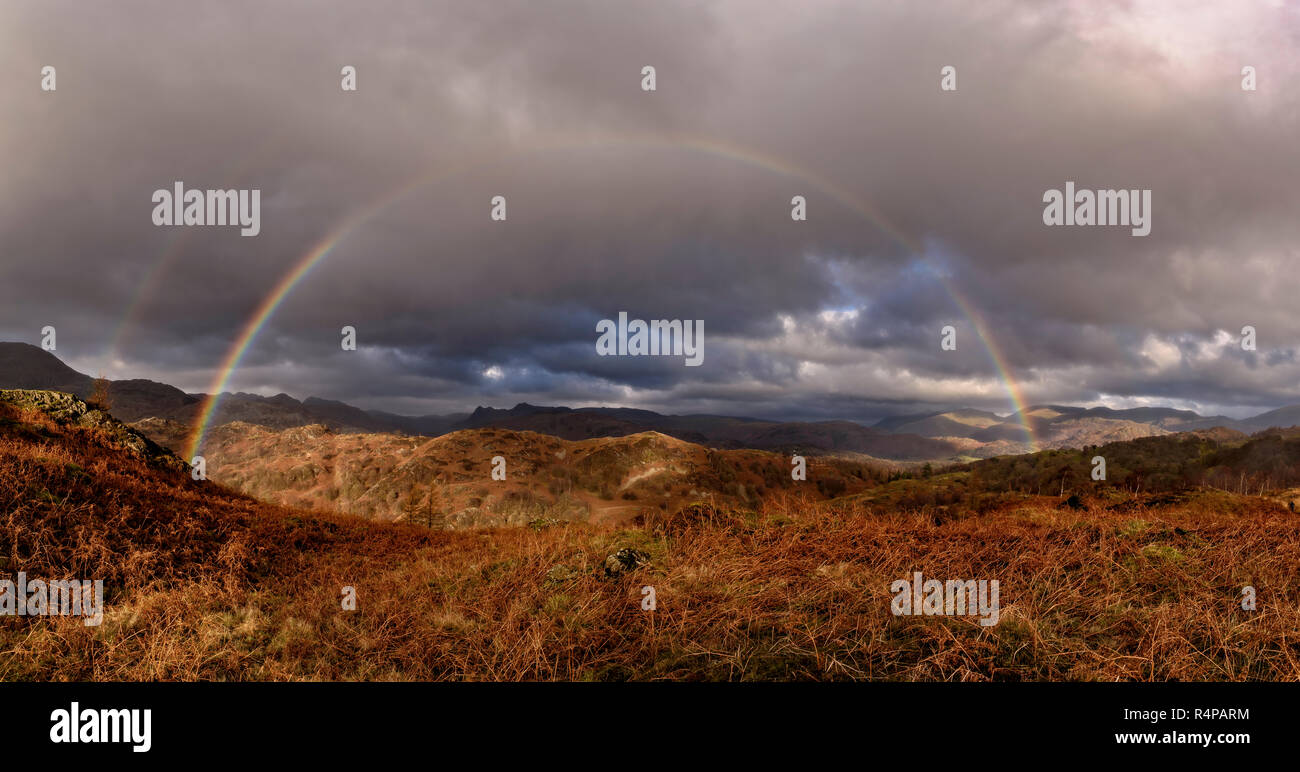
[{"xmin": 2, "ymin": 0, "xmax": 1299, "ymax": 422}]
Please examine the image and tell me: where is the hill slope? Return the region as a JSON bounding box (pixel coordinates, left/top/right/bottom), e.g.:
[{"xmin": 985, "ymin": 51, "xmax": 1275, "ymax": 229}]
[
  {"xmin": 138, "ymin": 418, "xmax": 889, "ymax": 523},
  {"xmin": 3, "ymin": 389, "xmax": 1298, "ymax": 682}
]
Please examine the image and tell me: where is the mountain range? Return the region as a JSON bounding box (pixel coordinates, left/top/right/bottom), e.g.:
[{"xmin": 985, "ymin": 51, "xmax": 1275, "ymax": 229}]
[{"xmin": 4, "ymin": 341, "xmax": 1300, "ymax": 461}]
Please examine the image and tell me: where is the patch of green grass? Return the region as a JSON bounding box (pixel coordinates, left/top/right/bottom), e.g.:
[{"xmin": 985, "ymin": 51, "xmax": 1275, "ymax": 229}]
[
  {"xmin": 1141, "ymin": 543, "xmax": 1185, "ymax": 563},
  {"xmin": 1119, "ymin": 519, "xmax": 1151, "ymax": 538},
  {"xmin": 541, "ymin": 593, "xmax": 571, "ymax": 616}
]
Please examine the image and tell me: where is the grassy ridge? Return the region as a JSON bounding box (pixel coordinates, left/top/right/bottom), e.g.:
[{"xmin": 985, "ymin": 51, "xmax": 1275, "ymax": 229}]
[{"xmin": 2, "ymin": 395, "xmax": 1299, "ymax": 681}]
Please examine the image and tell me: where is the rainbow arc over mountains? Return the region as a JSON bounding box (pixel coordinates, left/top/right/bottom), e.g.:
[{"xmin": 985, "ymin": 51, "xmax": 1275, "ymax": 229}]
[{"xmin": 171, "ymin": 133, "xmax": 1038, "ymax": 461}]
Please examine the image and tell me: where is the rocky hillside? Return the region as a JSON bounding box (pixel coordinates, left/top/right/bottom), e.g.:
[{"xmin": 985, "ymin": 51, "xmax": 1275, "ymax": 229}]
[
  {"xmin": 0, "ymin": 389, "xmax": 186, "ymax": 473},
  {"xmin": 878, "ymin": 408, "xmax": 1181, "ymax": 458},
  {"xmin": 135, "ymin": 418, "xmax": 888, "ymax": 524}
]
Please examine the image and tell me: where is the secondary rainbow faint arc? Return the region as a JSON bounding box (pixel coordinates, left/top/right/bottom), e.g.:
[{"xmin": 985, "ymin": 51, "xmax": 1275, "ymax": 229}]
[
  {"xmin": 185, "ymin": 133, "xmax": 1038, "ymax": 460},
  {"xmin": 107, "ymin": 134, "xmax": 285, "ymax": 370}
]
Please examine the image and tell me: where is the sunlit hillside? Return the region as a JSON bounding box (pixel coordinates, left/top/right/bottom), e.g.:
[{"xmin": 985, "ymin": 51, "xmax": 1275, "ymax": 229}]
[{"xmin": 3, "ymin": 390, "xmax": 1298, "ymax": 681}]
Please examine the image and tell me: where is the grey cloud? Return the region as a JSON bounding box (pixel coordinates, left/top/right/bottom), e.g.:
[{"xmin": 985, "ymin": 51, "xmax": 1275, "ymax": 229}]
[{"xmin": 2, "ymin": 0, "xmax": 1298, "ymax": 422}]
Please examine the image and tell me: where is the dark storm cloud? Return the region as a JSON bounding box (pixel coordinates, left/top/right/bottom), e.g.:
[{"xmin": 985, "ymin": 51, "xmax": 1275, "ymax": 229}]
[{"xmin": 2, "ymin": 0, "xmax": 1298, "ymax": 421}]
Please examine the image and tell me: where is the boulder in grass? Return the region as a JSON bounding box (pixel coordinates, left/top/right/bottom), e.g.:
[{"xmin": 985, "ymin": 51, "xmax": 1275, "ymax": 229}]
[{"xmin": 603, "ymin": 548, "xmax": 649, "ymax": 578}]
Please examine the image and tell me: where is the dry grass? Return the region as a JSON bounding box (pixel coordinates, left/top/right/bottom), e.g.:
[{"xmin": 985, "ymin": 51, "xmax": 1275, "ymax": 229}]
[{"xmin": 3, "ymin": 399, "xmax": 1299, "ymax": 681}]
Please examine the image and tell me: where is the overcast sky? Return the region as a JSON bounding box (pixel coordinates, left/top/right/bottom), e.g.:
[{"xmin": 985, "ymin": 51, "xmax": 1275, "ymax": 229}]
[{"xmin": 2, "ymin": 0, "xmax": 1298, "ymax": 421}]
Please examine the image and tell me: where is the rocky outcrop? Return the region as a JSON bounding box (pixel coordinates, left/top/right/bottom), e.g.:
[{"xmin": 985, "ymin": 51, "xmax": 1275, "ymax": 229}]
[{"xmin": 0, "ymin": 389, "xmax": 188, "ymax": 473}]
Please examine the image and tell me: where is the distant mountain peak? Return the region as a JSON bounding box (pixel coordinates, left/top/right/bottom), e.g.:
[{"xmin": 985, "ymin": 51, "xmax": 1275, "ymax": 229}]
[{"xmin": 7, "ymin": 342, "xmax": 1300, "ymax": 462}]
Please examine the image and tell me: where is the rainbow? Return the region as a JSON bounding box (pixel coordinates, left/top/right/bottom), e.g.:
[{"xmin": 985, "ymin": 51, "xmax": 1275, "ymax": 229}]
[
  {"xmin": 942, "ymin": 280, "xmax": 1038, "ymax": 448},
  {"xmin": 182, "ymin": 174, "xmax": 436, "ymax": 461},
  {"xmin": 184, "ymin": 133, "xmax": 1038, "ymax": 460}
]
